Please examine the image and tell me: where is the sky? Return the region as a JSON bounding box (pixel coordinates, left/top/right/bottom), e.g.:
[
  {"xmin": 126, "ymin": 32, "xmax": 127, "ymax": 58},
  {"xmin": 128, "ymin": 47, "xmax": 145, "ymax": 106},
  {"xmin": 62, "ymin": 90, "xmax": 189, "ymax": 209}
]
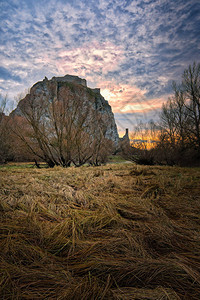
[{"xmin": 0, "ymin": 0, "xmax": 200, "ymax": 134}]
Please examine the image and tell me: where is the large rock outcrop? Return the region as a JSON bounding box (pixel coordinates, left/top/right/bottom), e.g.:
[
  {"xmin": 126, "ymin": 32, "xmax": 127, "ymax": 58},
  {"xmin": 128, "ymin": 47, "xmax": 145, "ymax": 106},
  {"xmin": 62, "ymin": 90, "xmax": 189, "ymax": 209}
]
[{"xmin": 12, "ymin": 75, "xmax": 119, "ymax": 146}]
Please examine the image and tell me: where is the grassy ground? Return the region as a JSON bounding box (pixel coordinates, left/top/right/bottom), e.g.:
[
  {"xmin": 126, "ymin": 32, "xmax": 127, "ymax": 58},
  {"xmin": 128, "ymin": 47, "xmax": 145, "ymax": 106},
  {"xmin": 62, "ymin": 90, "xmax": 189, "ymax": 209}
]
[{"xmin": 0, "ymin": 163, "xmax": 200, "ymax": 299}]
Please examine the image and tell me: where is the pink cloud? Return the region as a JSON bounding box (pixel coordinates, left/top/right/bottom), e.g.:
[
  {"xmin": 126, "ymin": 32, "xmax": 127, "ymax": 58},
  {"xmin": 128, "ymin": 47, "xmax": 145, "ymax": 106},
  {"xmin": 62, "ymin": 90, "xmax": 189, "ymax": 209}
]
[
  {"xmin": 99, "ymin": 81, "xmax": 146, "ymax": 112},
  {"xmin": 57, "ymin": 40, "xmax": 124, "ymax": 77},
  {"xmin": 99, "ymin": 80, "xmax": 167, "ymax": 114}
]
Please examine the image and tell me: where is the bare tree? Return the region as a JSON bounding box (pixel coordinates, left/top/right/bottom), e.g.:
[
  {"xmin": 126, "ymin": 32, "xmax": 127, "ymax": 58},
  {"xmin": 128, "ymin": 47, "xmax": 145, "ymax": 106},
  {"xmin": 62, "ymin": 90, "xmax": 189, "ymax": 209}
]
[
  {"xmin": 160, "ymin": 63, "xmax": 200, "ymax": 151},
  {"xmin": 157, "ymin": 62, "xmax": 200, "ymax": 165},
  {"xmin": 12, "ymin": 89, "xmax": 57, "ymax": 167},
  {"xmin": 182, "ymin": 62, "xmax": 200, "ymax": 149},
  {"xmin": 0, "ymin": 95, "xmax": 12, "ymax": 163},
  {"xmin": 12, "ymin": 82, "xmax": 113, "ymax": 167},
  {"xmin": 160, "ymin": 83, "xmax": 190, "ymax": 149}
]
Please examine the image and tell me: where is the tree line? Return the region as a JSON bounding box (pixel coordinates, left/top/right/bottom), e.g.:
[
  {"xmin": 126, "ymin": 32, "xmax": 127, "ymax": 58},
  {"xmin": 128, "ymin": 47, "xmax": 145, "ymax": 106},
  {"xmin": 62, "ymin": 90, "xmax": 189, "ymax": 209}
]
[
  {"xmin": 1, "ymin": 62, "xmax": 200, "ymax": 167},
  {"xmin": 122, "ymin": 62, "xmax": 200, "ymax": 166}
]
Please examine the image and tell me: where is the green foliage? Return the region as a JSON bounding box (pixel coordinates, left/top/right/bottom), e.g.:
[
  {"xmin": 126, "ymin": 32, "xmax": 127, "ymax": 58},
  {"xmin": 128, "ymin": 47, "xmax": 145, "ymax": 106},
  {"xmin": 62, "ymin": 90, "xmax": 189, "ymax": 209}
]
[{"xmin": 86, "ymin": 87, "xmax": 96, "ymax": 98}]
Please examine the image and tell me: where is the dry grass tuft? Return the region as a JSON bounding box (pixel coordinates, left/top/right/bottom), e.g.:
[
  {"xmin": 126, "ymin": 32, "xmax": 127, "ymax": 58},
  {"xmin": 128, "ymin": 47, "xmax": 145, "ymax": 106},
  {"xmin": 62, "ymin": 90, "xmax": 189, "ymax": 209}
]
[{"xmin": 0, "ymin": 163, "xmax": 200, "ymax": 299}]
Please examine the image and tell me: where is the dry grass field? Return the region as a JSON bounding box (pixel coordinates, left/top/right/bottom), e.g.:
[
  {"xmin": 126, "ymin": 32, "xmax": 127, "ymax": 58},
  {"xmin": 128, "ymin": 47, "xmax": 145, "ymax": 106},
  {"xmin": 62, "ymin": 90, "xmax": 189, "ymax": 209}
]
[{"xmin": 0, "ymin": 162, "xmax": 200, "ymax": 299}]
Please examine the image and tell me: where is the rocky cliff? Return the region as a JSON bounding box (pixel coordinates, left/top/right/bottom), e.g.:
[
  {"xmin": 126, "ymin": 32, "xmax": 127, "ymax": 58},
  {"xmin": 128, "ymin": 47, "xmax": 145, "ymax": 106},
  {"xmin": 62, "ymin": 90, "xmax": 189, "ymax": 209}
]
[{"xmin": 12, "ymin": 75, "xmax": 119, "ymax": 146}]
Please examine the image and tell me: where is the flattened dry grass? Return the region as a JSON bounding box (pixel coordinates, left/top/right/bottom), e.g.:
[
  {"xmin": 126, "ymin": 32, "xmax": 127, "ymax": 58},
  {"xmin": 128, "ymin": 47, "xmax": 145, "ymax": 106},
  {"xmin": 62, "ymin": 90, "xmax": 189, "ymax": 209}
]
[{"xmin": 0, "ymin": 163, "xmax": 200, "ymax": 299}]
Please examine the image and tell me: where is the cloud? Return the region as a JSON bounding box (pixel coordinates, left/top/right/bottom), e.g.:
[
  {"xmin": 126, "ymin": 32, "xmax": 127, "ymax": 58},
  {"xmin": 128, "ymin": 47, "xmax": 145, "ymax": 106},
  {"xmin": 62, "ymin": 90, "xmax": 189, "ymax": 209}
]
[
  {"xmin": 99, "ymin": 80, "xmax": 167, "ymax": 113},
  {"xmin": 0, "ymin": 67, "xmax": 21, "ymax": 82},
  {"xmin": 100, "ymin": 81, "xmax": 146, "ymax": 112},
  {"xmin": 0, "ymin": 0, "xmax": 199, "ymax": 130},
  {"xmin": 57, "ymin": 41, "xmax": 124, "ymax": 78},
  {"xmin": 99, "ymin": 80, "xmax": 167, "ymax": 133}
]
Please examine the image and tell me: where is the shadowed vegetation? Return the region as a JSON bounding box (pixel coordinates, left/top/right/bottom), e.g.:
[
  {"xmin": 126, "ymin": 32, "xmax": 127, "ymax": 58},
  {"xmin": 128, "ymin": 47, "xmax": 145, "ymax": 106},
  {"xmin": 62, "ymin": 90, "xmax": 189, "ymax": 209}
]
[{"xmin": 0, "ymin": 163, "xmax": 200, "ymax": 299}]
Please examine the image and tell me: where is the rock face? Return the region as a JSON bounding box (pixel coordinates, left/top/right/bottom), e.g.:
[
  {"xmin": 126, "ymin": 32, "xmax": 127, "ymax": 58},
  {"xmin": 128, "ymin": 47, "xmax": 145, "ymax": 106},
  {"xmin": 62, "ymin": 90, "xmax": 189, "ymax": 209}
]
[
  {"xmin": 12, "ymin": 75, "xmax": 119, "ymax": 146},
  {"xmin": 46, "ymin": 74, "xmax": 87, "ymax": 87}
]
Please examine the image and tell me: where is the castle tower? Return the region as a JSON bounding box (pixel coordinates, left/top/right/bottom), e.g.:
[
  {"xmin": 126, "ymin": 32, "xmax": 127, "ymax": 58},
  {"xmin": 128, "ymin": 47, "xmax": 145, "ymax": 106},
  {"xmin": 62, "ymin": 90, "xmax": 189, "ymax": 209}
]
[{"xmin": 124, "ymin": 128, "xmax": 129, "ymax": 139}]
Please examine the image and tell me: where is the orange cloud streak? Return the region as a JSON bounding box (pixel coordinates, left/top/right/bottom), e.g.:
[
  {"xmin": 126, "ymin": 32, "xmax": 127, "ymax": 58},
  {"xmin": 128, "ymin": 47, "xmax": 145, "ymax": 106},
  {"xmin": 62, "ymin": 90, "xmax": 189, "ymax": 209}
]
[{"xmin": 99, "ymin": 81, "xmax": 166, "ymax": 114}]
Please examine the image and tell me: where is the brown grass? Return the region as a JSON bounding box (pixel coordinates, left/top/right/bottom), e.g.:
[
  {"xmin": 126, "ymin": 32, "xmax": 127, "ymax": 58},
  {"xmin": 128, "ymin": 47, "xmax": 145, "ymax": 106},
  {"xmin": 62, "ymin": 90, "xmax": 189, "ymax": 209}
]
[{"xmin": 0, "ymin": 163, "xmax": 200, "ymax": 299}]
